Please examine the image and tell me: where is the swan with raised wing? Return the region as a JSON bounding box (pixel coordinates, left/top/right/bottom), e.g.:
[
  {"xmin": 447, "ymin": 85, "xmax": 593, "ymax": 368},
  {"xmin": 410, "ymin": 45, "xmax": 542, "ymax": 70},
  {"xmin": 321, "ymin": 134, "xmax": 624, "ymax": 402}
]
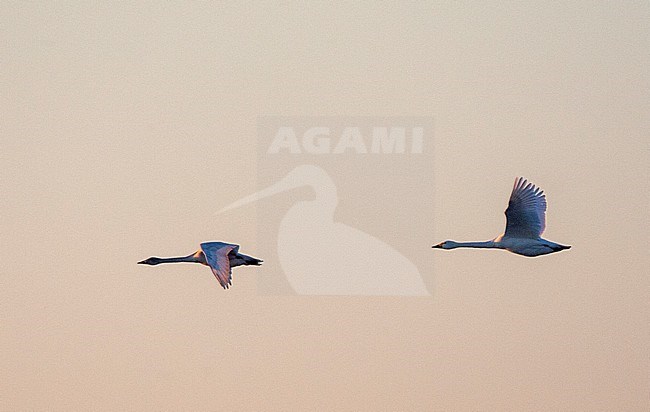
[
  {"xmin": 138, "ymin": 242, "xmax": 262, "ymax": 289},
  {"xmin": 432, "ymin": 177, "xmax": 571, "ymax": 257}
]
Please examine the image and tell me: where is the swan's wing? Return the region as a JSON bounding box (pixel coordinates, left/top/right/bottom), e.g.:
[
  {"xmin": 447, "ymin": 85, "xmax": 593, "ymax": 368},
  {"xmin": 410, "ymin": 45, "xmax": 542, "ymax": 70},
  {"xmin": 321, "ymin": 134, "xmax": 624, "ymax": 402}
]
[
  {"xmin": 200, "ymin": 242, "xmax": 240, "ymax": 289},
  {"xmin": 504, "ymin": 177, "xmax": 547, "ymax": 238}
]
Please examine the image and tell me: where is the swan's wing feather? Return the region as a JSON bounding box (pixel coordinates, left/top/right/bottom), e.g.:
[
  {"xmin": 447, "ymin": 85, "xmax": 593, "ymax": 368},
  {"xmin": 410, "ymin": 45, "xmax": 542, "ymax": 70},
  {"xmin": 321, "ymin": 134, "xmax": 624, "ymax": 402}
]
[
  {"xmin": 200, "ymin": 242, "xmax": 240, "ymax": 289},
  {"xmin": 504, "ymin": 177, "xmax": 547, "ymax": 238},
  {"xmin": 200, "ymin": 241, "xmax": 239, "ymax": 253}
]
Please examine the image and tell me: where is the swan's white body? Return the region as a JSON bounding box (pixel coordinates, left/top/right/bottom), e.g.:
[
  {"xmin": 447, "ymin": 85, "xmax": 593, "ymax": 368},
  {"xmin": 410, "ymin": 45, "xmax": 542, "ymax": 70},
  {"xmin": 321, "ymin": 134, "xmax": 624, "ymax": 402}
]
[
  {"xmin": 433, "ymin": 177, "xmax": 570, "ymax": 257},
  {"xmin": 138, "ymin": 241, "xmax": 262, "ymax": 289}
]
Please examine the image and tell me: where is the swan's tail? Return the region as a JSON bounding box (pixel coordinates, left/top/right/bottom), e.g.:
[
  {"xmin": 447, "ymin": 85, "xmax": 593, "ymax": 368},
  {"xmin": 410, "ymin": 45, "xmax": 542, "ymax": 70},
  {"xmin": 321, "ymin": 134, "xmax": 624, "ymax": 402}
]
[{"xmin": 240, "ymin": 254, "xmax": 263, "ymax": 266}]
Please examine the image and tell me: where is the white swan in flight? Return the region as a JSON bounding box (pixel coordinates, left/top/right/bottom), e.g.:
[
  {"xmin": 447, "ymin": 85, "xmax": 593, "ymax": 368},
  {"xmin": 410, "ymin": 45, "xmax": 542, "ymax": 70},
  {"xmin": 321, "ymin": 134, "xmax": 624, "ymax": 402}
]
[
  {"xmin": 138, "ymin": 242, "xmax": 262, "ymax": 289},
  {"xmin": 432, "ymin": 177, "xmax": 571, "ymax": 257}
]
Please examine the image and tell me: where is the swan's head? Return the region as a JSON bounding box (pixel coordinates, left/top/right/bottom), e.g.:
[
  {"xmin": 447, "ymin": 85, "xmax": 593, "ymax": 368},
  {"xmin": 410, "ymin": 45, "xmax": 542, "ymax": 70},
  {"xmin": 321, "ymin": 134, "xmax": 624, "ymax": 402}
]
[
  {"xmin": 138, "ymin": 257, "xmax": 162, "ymax": 265},
  {"xmin": 432, "ymin": 241, "xmax": 455, "ymax": 249}
]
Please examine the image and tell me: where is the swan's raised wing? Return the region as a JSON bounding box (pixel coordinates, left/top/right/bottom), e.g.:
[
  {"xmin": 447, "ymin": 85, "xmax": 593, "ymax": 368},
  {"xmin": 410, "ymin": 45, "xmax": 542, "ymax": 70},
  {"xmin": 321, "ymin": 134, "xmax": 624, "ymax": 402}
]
[
  {"xmin": 504, "ymin": 177, "xmax": 547, "ymax": 239},
  {"xmin": 200, "ymin": 242, "xmax": 240, "ymax": 289}
]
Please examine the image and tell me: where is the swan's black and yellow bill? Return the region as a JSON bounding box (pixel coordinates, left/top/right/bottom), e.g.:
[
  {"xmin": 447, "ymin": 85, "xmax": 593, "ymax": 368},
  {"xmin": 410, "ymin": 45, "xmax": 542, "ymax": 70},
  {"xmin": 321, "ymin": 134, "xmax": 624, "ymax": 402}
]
[{"xmin": 432, "ymin": 243, "xmax": 443, "ymax": 249}]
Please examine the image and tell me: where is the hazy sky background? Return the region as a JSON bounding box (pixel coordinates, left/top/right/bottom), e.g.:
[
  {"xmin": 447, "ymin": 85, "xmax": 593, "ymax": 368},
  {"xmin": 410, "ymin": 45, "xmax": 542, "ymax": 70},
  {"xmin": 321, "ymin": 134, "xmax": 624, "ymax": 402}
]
[{"xmin": 1, "ymin": 2, "xmax": 648, "ymax": 410}]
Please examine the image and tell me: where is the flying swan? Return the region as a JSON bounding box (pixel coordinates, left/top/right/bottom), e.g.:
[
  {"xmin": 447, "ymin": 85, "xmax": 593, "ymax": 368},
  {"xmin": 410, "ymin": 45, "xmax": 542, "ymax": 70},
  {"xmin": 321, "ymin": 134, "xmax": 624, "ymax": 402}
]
[
  {"xmin": 432, "ymin": 177, "xmax": 571, "ymax": 257},
  {"xmin": 138, "ymin": 242, "xmax": 262, "ymax": 289}
]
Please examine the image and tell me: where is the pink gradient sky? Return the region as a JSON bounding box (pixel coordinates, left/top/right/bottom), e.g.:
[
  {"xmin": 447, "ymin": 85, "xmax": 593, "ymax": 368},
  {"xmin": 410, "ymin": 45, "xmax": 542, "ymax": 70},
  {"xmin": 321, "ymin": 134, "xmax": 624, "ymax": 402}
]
[{"xmin": 1, "ymin": 2, "xmax": 648, "ymax": 410}]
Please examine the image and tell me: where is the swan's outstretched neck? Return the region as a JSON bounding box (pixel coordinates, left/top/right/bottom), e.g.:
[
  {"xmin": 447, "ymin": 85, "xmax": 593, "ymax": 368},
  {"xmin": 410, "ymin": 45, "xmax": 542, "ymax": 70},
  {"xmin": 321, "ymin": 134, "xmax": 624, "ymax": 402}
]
[
  {"xmin": 452, "ymin": 241, "xmax": 497, "ymax": 249},
  {"xmin": 433, "ymin": 240, "xmax": 499, "ymax": 250},
  {"xmin": 137, "ymin": 254, "xmax": 201, "ymax": 265},
  {"xmin": 159, "ymin": 255, "xmax": 199, "ymax": 263}
]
